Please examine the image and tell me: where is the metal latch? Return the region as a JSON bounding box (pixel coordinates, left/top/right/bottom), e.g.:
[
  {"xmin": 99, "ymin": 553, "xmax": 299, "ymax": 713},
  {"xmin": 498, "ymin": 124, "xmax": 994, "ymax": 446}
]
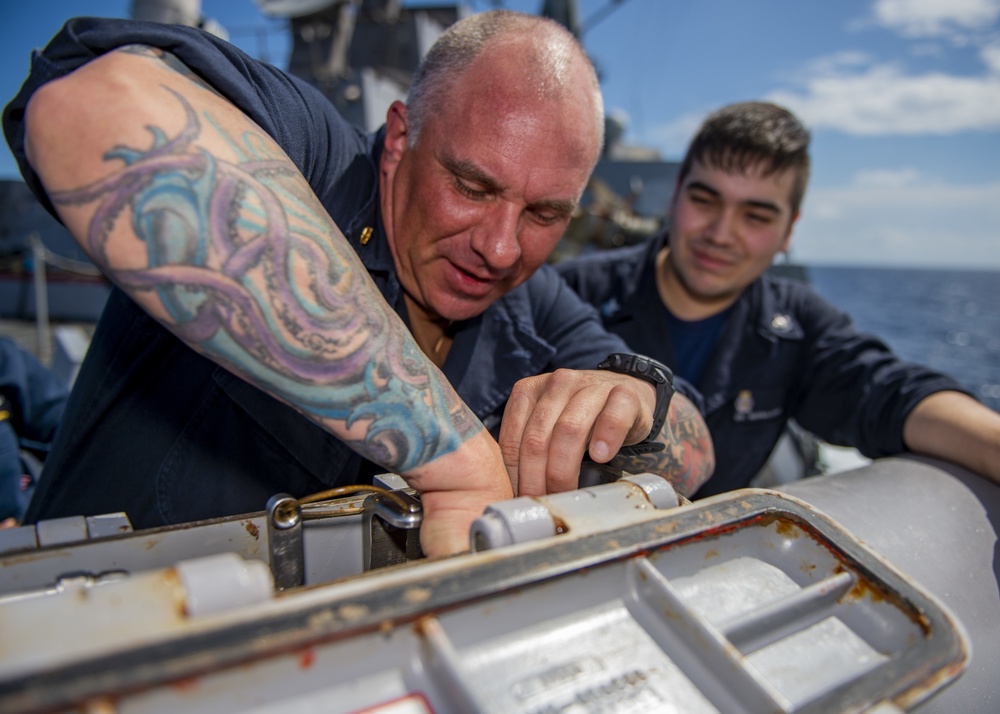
[{"xmin": 362, "ymin": 489, "xmax": 423, "ymax": 571}]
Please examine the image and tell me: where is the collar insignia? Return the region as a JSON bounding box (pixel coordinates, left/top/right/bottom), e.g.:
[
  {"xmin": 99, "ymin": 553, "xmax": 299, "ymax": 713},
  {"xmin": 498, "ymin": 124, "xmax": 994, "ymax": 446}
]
[{"xmin": 735, "ymin": 389, "xmax": 754, "ymax": 417}]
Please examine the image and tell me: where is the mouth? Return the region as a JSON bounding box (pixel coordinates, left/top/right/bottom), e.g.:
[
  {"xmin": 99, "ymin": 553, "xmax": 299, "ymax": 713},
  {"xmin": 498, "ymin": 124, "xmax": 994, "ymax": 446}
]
[
  {"xmin": 690, "ymin": 245, "xmax": 735, "ymax": 272},
  {"xmin": 445, "ymin": 260, "xmax": 502, "ymax": 298}
]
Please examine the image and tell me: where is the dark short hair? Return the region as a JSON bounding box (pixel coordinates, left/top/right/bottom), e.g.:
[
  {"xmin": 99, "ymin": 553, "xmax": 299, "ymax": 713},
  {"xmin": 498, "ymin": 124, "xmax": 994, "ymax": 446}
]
[{"xmin": 679, "ymin": 102, "xmax": 811, "ymax": 214}]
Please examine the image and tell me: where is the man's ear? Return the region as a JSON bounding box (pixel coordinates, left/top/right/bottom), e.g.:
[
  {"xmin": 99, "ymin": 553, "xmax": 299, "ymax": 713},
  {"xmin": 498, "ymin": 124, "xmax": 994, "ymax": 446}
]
[
  {"xmin": 779, "ymin": 212, "xmax": 800, "ymax": 253},
  {"xmin": 382, "ymin": 100, "xmax": 410, "ymax": 169}
]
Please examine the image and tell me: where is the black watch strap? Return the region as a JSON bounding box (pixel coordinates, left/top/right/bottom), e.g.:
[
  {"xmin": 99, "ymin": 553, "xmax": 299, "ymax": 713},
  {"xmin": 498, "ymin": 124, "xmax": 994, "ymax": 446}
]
[{"xmin": 596, "ymin": 353, "xmax": 675, "ymax": 455}]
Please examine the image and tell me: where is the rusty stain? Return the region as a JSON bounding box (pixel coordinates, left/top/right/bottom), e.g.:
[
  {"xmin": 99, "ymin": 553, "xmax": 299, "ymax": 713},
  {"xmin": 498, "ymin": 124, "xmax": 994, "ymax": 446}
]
[
  {"xmin": 403, "ymin": 586, "xmax": 432, "ymax": 604},
  {"xmin": 551, "ymin": 514, "xmax": 568, "ymax": 535},
  {"xmin": 379, "ymin": 619, "xmax": 395, "ymax": 636},
  {"xmin": 243, "ymin": 520, "xmax": 260, "ymax": 540},
  {"xmin": 843, "ymin": 577, "xmax": 888, "ymax": 605},
  {"xmin": 704, "ymin": 549, "xmax": 719, "ymax": 560},
  {"xmin": 170, "ymin": 676, "xmax": 199, "ymax": 693},
  {"xmin": 338, "ymin": 602, "xmax": 370, "ymax": 622},
  {"xmin": 774, "ymin": 519, "xmax": 800, "ymax": 539},
  {"xmin": 649, "ymin": 508, "xmax": 910, "ymax": 634},
  {"xmin": 828, "ymin": 561, "xmax": 932, "ymax": 636},
  {"xmin": 412, "ymin": 615, "xmax": 435, "ymax": 637},
  {"xmin": 298, "ymin": 648, "xmax": 316, "ymax": 670},
  {"xmin": 162, "ymin": 568, "xmax": 189, "ymax": 617},
  {"xmin": 893, "ymin": 655, "xmax": 969, "ymax": 709}
]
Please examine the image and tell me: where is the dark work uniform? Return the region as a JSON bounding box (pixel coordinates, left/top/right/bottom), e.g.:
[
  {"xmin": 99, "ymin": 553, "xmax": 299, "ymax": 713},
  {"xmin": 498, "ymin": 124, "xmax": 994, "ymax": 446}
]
[
  {"xmin": 557, "ymin": 233, "xmax": 969, "ymax": 497},
  {"xmin": 4, "ymin": 18, "xmax": 636, "ymax": 528}
]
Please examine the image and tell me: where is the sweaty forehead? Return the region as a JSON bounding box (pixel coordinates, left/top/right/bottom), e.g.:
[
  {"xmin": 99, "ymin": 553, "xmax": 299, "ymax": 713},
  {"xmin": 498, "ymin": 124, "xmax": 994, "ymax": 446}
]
[
  {"xmin": 430, "ymin": 93, "xmax": 595, "ymax": 200},
  {"xmin": 449, "ymin": 40, "xmax": 601, "ymax": 151}
]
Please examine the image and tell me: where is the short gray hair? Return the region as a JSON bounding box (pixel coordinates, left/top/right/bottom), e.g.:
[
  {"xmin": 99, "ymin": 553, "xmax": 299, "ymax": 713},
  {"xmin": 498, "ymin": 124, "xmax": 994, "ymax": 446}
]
[{"xmin": 406, "ymin": 10, "xmax": 604, "ymax": 157}]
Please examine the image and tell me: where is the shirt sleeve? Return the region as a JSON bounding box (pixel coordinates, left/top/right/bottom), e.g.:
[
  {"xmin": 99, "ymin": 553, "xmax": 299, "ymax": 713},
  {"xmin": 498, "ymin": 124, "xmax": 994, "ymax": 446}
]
[
  {"xmin": 790, "ymin": 287, "xmax": 970, "ymax": 457},
  {"xmin": 3, "ymin": 16, "xmax": 362, "ymax": 220}
]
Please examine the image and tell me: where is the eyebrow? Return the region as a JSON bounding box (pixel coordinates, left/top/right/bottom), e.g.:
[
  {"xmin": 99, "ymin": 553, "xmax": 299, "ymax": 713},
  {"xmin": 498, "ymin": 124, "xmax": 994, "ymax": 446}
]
[
  {"xmin": 443, "ymin": 155, "xmax": 503, "ymax": 193},
  {"xmin": 442, "ymin": 155, "xmax": 578, "ymax": 216},
  {"xmin": 686, "ymin": 180, "xmax": 784, "ymax": 215}
]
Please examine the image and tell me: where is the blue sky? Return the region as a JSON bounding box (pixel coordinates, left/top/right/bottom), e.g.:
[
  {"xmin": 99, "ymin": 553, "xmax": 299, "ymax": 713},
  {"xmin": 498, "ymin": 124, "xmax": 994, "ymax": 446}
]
[{"xmin": 2, "ymin": 0, "xmax": 998, "ymax": 268}]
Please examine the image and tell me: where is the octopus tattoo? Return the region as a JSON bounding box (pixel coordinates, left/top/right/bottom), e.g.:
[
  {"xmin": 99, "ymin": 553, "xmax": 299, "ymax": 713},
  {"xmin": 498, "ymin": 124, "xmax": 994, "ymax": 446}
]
[{"xmin": 51, "ymin": 84, "xmax": 480, "ymax": 472}]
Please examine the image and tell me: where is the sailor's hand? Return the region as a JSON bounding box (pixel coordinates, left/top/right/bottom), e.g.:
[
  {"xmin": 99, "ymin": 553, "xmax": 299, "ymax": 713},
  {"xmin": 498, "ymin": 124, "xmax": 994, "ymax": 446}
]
[
  {"xmin": 404, "ymin": 429, "xmax": 513, "ymax": 557},
  {"xmin": 499, "ymin": 369, "xmax": 657, "ymax": 497}
]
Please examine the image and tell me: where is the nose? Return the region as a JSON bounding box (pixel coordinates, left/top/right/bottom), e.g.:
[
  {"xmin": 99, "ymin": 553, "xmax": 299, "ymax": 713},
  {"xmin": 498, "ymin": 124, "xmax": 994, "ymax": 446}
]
[
  {"xmin": 704, "ymin": 207, "xmax": 737, "ymax": 246},
  {"xmin": 470, "ymin": 202, "xmax": 522, "ymax": 272}
]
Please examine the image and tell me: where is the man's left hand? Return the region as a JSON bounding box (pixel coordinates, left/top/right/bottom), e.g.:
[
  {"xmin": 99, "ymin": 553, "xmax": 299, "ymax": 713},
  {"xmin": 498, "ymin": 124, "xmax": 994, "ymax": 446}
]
[{"xmin": 499, "ymin": 369, "xmax": 660, "ymax": 496}]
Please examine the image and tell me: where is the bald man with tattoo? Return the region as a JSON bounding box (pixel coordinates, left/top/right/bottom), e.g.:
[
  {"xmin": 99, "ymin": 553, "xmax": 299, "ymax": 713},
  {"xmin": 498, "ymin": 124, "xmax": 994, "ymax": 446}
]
[{"xmin": 4, "ymin": 11, "xmax": 713, "ymax": 556}]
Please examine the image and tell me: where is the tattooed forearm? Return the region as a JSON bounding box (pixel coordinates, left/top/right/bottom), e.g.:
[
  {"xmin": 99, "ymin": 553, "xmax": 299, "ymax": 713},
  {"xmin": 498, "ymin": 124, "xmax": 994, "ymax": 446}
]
[
  {"xmin": 608, "ymin": 396, "xmax": 715, "ymax": 496},
  {"xmin": 50, "ymin": 87, "xmax": 481, "ymax": 472}
]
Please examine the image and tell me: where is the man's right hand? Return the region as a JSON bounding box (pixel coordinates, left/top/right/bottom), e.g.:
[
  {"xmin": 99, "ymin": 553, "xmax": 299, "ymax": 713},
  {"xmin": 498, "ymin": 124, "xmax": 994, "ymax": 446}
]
[{"xmin": 404, "ymin": 429, "xmax": 513, "ymax": 556}]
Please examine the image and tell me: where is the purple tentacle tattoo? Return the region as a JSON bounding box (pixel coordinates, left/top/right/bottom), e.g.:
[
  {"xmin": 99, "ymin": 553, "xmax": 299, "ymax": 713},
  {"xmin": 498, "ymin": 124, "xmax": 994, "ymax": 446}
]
[{"xmin": 51, "ymin": 87, "xmax": 480, "ymax": 471}]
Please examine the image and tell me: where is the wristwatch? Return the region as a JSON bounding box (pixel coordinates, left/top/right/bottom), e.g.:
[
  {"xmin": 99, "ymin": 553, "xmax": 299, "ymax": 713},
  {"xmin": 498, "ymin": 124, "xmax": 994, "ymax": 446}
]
[{"xmin": 596, "ymin": 353, "xmax": 675, "ymax": 455}]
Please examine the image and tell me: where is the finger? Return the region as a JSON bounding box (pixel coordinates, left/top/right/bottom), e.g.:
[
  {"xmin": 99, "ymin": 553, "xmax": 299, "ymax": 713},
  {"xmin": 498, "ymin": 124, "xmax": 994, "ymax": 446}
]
[
  {"xmin": 513, "ymin": 396, "xmax": 565, "ymax": 497},
  {"xmin": 541, "ymin": 385, "xmax": 608, "ymax": 491},
  {"xmin": 509, "ymin": 371, "xmax": 582, "ymax": 497},
  {"xmin": 586, "ymin": 383, "xmax": 638, "ymax": 462},
  {"xmin": 500, "ymin": 376, "xmax": 563, "ymax": 496},
  {"xmin": 521, "ymin": 369, "xmax": 618, "ymax": 495},
  {"xmin": 498, "ymin": 382, "xmax": 535, "ymax": 495}
]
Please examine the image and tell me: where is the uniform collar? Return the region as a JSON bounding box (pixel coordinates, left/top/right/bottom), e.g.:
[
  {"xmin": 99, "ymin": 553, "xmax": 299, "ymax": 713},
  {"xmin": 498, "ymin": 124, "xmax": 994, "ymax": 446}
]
[
  {"xmin": 607, "ymin": 230, "xmax": 667, "ymax": 326},
  {"xmin": 343, "ymin": 126, "xmax": 399, "ymax": 304}
]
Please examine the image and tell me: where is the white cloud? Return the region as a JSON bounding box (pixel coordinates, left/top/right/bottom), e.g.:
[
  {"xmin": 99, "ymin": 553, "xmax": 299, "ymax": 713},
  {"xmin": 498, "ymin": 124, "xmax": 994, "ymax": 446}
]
[
  {"xmin": 767, "ymin": 62, "xmax": 1000, "ymax": 135},
  {"xmin": 795, "ymin": 180, "xmax": 1000, "ymax": 267},
  {"xmin": 873, "ymin": 0, "xmax": 1000, "ymax": 38},
  {"xmin": 983, "ymin": 42, "xmax": 1000, "ymax": 71},
  {"xmin": 782, "ymin": 1, "xmax": 1000, "ymax": 136},
  {"xmin": 802, "ymin": 50, "xmax": 873, "ymax": 75},
  {"xmin": 853, "ymin": 167, "xmax": 923, "ymax": 187}
]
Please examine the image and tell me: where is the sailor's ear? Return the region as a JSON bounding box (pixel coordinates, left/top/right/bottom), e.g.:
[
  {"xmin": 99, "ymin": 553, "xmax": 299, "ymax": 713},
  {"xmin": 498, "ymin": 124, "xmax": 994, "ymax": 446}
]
[
  {"xmin": 779, "ymin": 212, "xmax": 800, "ymax": 253},
  {"xmin": 382, "ymin": 101, "xmax": 410, "ymax": 167}
]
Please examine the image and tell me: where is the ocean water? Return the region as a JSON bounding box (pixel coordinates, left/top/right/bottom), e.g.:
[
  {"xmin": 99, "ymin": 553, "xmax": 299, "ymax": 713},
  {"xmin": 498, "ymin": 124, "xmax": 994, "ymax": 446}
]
[{"xmin": 808, "ymin": 266, "xmax": 1000, "ymax": 414}]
